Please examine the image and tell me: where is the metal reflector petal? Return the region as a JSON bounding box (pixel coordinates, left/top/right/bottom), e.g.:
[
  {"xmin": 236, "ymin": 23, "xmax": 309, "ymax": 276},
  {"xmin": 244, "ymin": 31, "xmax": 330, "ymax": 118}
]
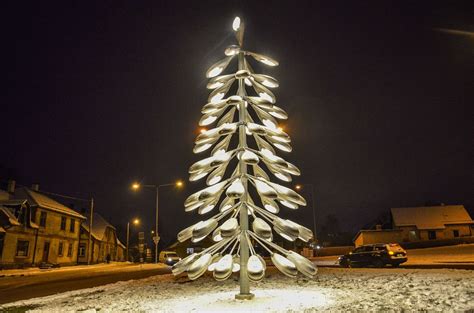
[
  {"xmin": 252, "ymin": 217, "xmax": 272, "ymax": 240},
  {"xmin": 225, "ymin": 45, "xmax": 240, "ymax": 56},
  {"xmin": 262, "ymin": 197, "xmax": 280, "ymax": 214},
  {"xmin": 219, "ymin": 196, "xmax": 234, "ymax": 212},
  {"xmin": 188, "ymin": 253, "xmax": 213, "ymax": 280},
  {"xmin": 192, "ymin": 218, "xmax": 219, "ymax": 242},
  {"xmin": 247, "ymin": 255, "xmax": 265, "ymax": 282},
  {"xmin": 271, "ymin": 253, "xmax": 297, "ymax": 278},
  {"xmin": 241, "ymin": 150, "xmax": 260, "ymax": 165},
  {"xmin": 172, "ymin": 253, "xmax": 200, "ymax": 275},
  {"xmin": 217, "ymin": 107, "xmax": 236, "ymax": 126},
  {"xmin": 213, "ymin": 254, "xmax": 233, "ymax": 281},
  {"xmin": 286, "ymin": 251, "xmax": 317, "ymax": 278},
  {"xmin": 226, "ymin": 179, "xmax": 245, "ymax": 198},
  {"xmin": 177, "ymin": 224, "xmax": 194, "ymax": 242},
  {"xmin": 252, "ymin": 164, "xmax": 270, "ymax": 181},
  {"xmin": 206, "ymin": 56, "xmax": 235, "ymax": 78},
  {"xmin": 220, "ymin": 217, "xmax": 239, "ymax": 238},
  {"xmin": 254, "ymin": 179, "xmax": 278, "ymax": 199},
  {"xmin": 248, "ymin": 51, "xmax": 279, "ymax": 67}
]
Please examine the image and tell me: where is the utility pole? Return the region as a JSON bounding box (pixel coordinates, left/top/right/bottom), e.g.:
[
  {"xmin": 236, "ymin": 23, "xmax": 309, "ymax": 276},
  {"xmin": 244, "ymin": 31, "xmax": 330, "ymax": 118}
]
[{"xmin": 88, "ymin": 198, "xmax": 94, "ymax": 265}]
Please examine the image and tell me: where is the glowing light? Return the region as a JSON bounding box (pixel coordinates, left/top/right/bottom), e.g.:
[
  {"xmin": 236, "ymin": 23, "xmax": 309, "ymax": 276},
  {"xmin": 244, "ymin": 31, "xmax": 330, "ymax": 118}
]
[
  {"xmin": 133, "ymin": 218, "xmax": 140, "ymax": 225},
  {"xmin": 259, "ymin": 92, "xmax": 274, "ymax": 103},
  {"xmin": 232, "ymin": 17, "xmax": 241, "ymax": 31},
  {"xmin": 131, "ymin": 182, "xmax": 140, "ymax": 190},
  {"xmin": 295, "ymin": 184, "xmax": 302, "ymax": 190},
  {"xmin": 176, "ymin": 180, "xmax": 184, "ymax": 187},
  {"xmin": 208, "ymin": 67, "xmax": 223, "ymax": 78},
  {"xmin": 199, "ymin": 128, "xmax": 207, "ymax": 134}
]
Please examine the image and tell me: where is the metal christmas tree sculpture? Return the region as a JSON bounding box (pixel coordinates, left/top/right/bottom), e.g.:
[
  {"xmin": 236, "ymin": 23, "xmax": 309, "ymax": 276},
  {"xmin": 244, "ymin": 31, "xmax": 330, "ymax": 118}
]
[{"xmin": 172, "ymin": 17, "xmax": 317, "ymax": 299}]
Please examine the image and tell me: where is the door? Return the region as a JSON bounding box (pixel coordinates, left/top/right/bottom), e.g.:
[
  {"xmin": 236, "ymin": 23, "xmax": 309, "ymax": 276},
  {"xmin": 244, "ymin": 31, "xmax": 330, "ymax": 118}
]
[{"xmin": 42, "ymin": 241, "xmax": 50, "ymax": 262}]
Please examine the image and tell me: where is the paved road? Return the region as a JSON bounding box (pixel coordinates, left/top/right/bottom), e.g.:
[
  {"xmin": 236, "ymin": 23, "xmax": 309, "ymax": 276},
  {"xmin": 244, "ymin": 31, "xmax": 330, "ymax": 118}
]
[{"xmin": 0, "ymin": 264, "xmax": 171, "ymax": 304}]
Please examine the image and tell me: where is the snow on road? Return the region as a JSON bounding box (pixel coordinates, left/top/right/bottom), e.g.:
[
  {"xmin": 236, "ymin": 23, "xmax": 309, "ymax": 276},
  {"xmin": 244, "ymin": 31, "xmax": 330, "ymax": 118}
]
[{"xmin": 1, "ymin": 267, "xmax": 473, "ymax": 312}]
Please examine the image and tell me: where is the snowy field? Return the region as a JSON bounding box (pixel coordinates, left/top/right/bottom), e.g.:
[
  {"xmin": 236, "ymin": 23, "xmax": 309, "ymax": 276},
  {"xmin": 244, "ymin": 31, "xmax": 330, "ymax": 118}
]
[{"xmin": 1, "ymin": 267, "xmax": 473, "ymax": 312}]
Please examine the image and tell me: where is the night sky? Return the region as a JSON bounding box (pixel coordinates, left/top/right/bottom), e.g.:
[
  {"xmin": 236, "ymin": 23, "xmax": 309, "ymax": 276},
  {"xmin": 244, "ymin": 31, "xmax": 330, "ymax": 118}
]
[{"xmin": 2, "ymin": 1, "xmax": 473, "ymax": 246}]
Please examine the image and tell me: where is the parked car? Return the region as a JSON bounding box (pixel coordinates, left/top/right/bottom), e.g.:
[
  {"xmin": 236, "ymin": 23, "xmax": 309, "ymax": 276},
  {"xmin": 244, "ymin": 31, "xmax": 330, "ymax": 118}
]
[
  {"xmin": 338, "ymin": 243, "xmax": 407, "ymax": 268},
  {"xmin": 159, "ymin": 251, "xmax": 181, "ymax": 265}
]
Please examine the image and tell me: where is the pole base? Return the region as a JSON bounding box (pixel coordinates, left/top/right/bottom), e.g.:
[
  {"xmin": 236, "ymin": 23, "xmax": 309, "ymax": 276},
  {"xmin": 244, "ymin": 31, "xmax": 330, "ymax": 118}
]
[{"xmin": 235, "ymin": 293, "xmax": 255, "ymax": 300}]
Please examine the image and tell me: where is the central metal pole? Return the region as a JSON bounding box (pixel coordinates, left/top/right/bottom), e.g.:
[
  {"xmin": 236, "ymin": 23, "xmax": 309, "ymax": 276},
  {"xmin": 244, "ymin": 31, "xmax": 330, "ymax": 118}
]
[{"xmin": 235, "ymin": 50, "xmax": 254, "ymax": 300}]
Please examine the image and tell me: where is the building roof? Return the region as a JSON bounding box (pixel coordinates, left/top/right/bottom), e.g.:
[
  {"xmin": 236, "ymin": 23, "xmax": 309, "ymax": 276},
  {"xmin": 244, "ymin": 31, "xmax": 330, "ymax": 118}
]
[
  {"xmin": 15, "ymin": 188, "xmax": 85, "ymax": 219},
  {"xmin": 117, "ymin": 239, "xmax": 126, "ymax": 249},
  {"xmin": 81, "ymin": 213, "xmax": 116, "ymax": 241},
  {"xmin": 0, "ymin": 205, "xmax": 21, "ymax": 226},
  {"xmin": 391, "ymin": 205, "xmax": 474, "ymax": 230}
]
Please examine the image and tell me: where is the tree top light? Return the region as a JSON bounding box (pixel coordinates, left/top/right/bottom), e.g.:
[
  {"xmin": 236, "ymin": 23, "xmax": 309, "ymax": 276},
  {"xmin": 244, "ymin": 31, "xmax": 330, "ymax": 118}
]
[{"xmin": 232, "ymin": 17, "xmax": 241, "ymax": 31}]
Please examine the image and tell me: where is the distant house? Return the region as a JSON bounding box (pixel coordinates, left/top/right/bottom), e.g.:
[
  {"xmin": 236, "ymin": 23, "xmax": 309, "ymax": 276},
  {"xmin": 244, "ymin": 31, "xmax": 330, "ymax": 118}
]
[
  {"xmin": 78, "ymin": 213, "xmax": 125, "ymax": 263},
  {"xmin": 0, "ymin": 181, "xmax": 86, "ymax": 267},
  {"xmin": 0, "ymin": 199, "xmax": 38, "ymax": 268},
  {"xmin": 354, "ymin": 205, "xmax": 474, "ymax": 247}
]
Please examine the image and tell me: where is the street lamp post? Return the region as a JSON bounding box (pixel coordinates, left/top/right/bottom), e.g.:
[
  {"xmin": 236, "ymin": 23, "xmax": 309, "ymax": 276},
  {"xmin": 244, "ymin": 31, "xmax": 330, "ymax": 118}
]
[
  {"xmin": 295, "ymin": 184, "xmax": 317, "ymax": 241},
  {"xmin": 126, "ymin": 218, "xmax": 140, "ymax": 262},
  {"xmin": 131, "ymin": 180, "xmax": 183, "ymax": 263}
]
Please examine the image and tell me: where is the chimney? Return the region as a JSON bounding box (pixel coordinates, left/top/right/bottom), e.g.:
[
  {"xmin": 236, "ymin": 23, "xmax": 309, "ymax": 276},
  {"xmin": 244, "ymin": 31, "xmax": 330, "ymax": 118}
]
[
  {"xmin": 31, "ymin": 184, "xmax": 40, "ymax": 191},
  {"xmin": 375, "ymin": 224, "xmax": 382, "ymax": 230},
  {"xmin": 7, "ymin": 180, "xmax": 16, "ymax": 193}
]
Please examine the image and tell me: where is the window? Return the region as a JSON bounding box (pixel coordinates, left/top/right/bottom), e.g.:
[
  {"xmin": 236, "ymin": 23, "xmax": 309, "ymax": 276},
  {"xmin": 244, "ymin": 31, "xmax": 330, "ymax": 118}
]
[
  {"xmin": 79, "ymin": 243, "xmax": 86, "ymax": 257},
  {"xmin": 58, "ymin": 242, "xmax": 64, "ymax": 256},
  {"xmin": 353, "ymin": 247, "xmax": 365, "ymax": 253},
  {"xmin": 16, "ymin": 240, "xmax": 29, "ymax": 257},
  {"xmin": 39, "ymin": 211, "xmax": 47, "ymax": 227},
  {"xmin": 60, "ymin": 217, "xmax": 67, "ymax": 230},
  {"xmin": 67, "ymin": 243, "xmax": 73, "ymax": 257},
  {"xmin": 453, "ymin": 230, "xmax": 459, "ymax": 238},
  {"xmin": 428, "ymin": 230, "xmax": 437, "ymax": 240},
  {"xmin": 70, "ymin": 219, "xmax": 75, "ymax": 233}
]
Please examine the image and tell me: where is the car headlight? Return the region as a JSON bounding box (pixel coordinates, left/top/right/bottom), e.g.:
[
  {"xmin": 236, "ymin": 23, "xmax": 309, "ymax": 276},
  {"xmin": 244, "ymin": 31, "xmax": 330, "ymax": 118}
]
[
  {"xmin": 388, "ymin": 251, "xmax": 394, "ymax": 255},
  {"xmin": 167, "ymin": 257, "xmax": 172, "ymax": 262}
]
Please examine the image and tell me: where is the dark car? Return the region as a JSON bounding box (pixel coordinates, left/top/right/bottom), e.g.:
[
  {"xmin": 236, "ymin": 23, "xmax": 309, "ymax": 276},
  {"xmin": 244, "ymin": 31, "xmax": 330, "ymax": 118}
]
[{"xmin": 338, "ymin": 243, "xmax": 407, "ymax": 268}]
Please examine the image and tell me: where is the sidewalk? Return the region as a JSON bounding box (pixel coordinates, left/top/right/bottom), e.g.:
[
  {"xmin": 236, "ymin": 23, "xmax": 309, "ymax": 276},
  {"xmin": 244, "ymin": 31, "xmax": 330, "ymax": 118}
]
[{"xmin": 0, "ymin": 262, "xmax": 166, "ymax": 278}]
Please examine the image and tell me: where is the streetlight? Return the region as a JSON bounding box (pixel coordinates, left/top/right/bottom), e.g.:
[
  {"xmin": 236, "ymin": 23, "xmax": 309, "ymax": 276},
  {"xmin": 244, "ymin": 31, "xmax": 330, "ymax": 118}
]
[
  {"xmin": 295, "ymin": 184, "xmax": 317, "ymax": 242},
  {"xmin": 126, "ymin": 218, "xmax": 140, "ymax": 262},
  {"xmin": 131, "ymin": 180, "xmax": 184, "ymax": 263}
]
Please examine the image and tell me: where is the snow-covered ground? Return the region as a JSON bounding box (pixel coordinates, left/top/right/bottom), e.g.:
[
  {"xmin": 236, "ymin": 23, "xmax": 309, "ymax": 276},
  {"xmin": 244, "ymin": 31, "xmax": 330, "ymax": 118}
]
[{"xmin": 2, "ymin": 267, "xmax": 473, "ymax": 312}]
